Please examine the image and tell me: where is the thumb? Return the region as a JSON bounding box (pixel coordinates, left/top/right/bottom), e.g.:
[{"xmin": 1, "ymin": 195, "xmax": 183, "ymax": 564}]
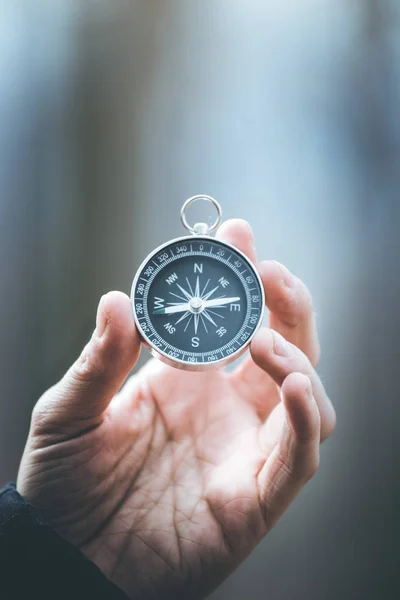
[{"xmin": 32, "ymin": 291, "xmax": 141, "ymax": 436}]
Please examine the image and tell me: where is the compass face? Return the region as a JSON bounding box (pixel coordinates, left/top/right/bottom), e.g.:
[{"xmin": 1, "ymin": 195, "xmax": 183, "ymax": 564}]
[{"xmin": 131, "ymin": 236, "xmax": 264, "ymax": 369}]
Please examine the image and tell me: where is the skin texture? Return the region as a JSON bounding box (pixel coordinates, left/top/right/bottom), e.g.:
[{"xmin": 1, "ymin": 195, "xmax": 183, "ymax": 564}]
[{"xmin": 17, "ymin": 220, "xmax": 335, "ymax": 600}]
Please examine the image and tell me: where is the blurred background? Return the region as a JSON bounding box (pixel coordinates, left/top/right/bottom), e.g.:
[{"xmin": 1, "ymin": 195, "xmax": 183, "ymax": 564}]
[{"xmin": 0, "ymin": 1, "xmax": 398, "ymax": 598}]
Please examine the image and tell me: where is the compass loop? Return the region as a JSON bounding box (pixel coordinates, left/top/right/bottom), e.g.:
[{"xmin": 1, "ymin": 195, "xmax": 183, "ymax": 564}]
[{"xmin": 181, "ymin": 195, "xmax": 222, "ymax": 235}]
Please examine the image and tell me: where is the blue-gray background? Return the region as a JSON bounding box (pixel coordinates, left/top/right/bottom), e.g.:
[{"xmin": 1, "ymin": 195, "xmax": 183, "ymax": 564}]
[{"xmin": 0, "ymin": 1, "xmax": 397, "ymax": 599}]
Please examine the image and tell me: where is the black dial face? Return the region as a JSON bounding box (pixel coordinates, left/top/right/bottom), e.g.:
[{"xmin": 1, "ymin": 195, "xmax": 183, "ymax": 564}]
[{"xmin": 132, "ymin": 237, "xmax": 264, "ymax": 367}]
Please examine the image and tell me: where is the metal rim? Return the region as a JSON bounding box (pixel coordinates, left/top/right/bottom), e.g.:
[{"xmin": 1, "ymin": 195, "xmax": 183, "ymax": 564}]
[
  {"xmin": 180, "ymin": 195, "xmax": 222, "ymax": 235},
  {"xmin": 130, "ymin": 234, "xmax": 265, "ymax": 372}
]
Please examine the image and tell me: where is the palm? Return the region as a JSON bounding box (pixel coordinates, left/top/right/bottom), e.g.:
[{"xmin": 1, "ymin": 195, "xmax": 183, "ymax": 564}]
[
  {"xmin": 26, "ymin": 362, "xmax": 278, "ymax": 599},
  {"xmin": 18, "ymin": 221, "xmax": 334, "ymax": 600}
]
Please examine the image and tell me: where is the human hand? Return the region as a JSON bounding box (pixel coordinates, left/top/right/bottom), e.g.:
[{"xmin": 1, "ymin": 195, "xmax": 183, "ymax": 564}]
[{"xmin": 17, "ymin": 220, "xmax": 335, "ymax": 600}]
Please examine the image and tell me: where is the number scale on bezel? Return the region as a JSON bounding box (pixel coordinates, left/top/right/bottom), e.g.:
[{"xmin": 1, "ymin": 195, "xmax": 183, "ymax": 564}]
[{"xmin": 131, "ymin": 235, "xmax": 265, "ymax": 371}]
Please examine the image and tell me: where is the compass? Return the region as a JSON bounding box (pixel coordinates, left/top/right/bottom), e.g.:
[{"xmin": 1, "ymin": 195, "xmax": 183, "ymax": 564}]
[{"xmin": 131, "ymin": 195, "xmax": 265, "ymax": 370}]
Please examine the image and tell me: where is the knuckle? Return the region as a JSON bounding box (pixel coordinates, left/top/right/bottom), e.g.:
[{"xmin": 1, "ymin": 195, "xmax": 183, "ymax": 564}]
[
  {"xmin": 71, "ymin": 346, "xmax": 105, "ymax": 385},
  {"xmin": 278, "ymin": 433, "xmax": 320, "ymax": 484},
  {"xmin": 276, "ymin": 293, "xmax": 299, "ymax": 324},
  {"xmin": 276, "ymin": 283, "xmax": 314, "ymax": 327},
  {"xmin": 275, "ymin": 453, "xmax": 296, "ymax": 483},
  {"xmin": 30, "ymin": 391, "xmax": 55, "ymax": 433},
  {"xmin": 285, "ymin": 351, "xmax": 311, "ymax": 377},
  {"xmin": 31, "ymin": 402, "xmax": 46, "ymax": 431},
  {"xmin": 304, "ymin": 453, "xmax": 320, "ymax": 481}
]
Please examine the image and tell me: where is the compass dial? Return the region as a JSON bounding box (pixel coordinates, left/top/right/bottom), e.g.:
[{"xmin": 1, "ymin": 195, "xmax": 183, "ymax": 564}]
[{"xmin": 131, "ymin": 236, "xmax": 264, "ymax": 369}]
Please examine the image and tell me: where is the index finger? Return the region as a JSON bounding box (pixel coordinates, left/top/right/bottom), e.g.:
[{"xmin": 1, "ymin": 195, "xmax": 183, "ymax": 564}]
[{"xmin": 258, "ymin": 260, "xmax": 320, "ymax": 366}]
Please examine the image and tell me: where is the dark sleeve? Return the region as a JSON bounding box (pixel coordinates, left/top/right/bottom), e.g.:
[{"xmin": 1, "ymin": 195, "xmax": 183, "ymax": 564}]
[{"xmin": 0, "ymin": 483, "xmax": 130, "ymax": 600}]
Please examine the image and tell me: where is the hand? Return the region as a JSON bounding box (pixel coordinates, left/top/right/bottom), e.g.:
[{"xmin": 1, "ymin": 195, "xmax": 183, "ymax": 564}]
[{"xmin": 17, "ymin": 220, "xmax": 335, "ymax": 600}]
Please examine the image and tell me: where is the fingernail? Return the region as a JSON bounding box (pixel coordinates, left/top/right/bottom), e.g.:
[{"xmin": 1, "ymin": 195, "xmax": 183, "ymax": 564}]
[
  {"xmin": 272, "ymin": 261, "xmax": 295, "ymax": 288},
  {"xmin": 304, "ymin": 377, "xmax": 312, "ymax": 396},
  {"xmin": 95, "ymin": 296, "xmax": 107, "ymax": 338},
  {"xmin": 239, "ymin": 219, "xmax": 253, "ymax": 238},
  {"xmin": 273, "ymin": 332, "xmax": 291, "ymax": 357}
]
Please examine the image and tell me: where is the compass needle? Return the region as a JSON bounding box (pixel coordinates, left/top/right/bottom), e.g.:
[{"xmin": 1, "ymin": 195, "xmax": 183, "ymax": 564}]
[
  {"xmin": 203, "ymin": 297, "xmax": 241, "ymax": 309},
  {"xmin": 153, "ymin": 302, "xmax": 191, "ymax": 315},
  {"xmin": 195, "ymin": 276, "xmax": 200, "ymax": 298},
  {"xmin": 194, "ymin": 313, "xmax": 200, "ymax": 335}
]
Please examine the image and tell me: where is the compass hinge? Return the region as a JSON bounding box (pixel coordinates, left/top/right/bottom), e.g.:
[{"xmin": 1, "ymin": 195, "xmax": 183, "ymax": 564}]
[{"xmin": 193, "ymin": 222, "xmax": 209, "ymax": 235}]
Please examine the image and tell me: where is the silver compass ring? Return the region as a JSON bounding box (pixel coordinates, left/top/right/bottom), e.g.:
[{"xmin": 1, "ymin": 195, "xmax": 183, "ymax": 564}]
[{"xmin": 180, "ymin": 195, "xmax": 222, "ymax": 235}]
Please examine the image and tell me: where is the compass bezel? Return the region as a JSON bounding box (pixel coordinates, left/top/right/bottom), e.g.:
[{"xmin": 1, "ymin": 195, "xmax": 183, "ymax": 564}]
[{"xmin": 131, "ymin": 235, "xmax": 265, "ymax": 371}]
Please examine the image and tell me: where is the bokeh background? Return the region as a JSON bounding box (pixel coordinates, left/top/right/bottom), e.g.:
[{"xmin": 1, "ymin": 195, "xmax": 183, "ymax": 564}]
[{"xmin": 0, "ymin": 1, "xmax": 398, "ymax": 599}]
